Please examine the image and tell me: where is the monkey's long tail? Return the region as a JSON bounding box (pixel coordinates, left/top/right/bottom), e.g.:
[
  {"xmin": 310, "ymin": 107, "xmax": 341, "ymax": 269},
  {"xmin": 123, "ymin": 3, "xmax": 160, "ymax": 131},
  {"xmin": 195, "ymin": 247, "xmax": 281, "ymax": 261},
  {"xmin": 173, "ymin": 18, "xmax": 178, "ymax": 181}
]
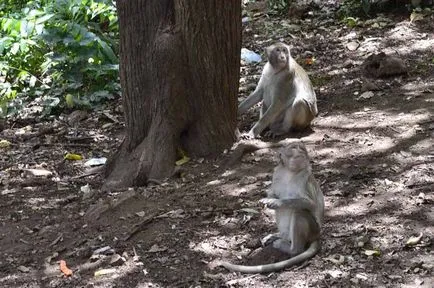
[{"xmin": 219, "ymin": 241, "xmax": 319, "ymax": 274}]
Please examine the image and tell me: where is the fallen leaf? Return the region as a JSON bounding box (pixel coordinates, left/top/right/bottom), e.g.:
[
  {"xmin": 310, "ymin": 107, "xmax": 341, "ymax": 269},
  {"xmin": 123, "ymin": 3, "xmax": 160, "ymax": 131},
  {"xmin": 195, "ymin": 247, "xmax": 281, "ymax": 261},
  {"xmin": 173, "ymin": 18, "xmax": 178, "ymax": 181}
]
[
  {"xmin": 23, "ymin": 168, "xmax": 53, "ymax": 177},
  {"xmin": 239, "ymin": 208, "xmax": 259, "ymax": 214},
  {"xmin": 405, "ymin": 232, "xmax": 423, "ymax": 246},
  {"xmin": 176, "ymin": 156, "xmax": 190, "ymax": 166},
  {"xmin": 17, "ymin": 265, "xmax": 30, "ymax": 273},
  {"xmin": 135, "ymin": 211, "xmax": 146, "ymax": 217},
  {"xmin": 147, "ymin": 244, "xmax": 168, "ymax": 253},
  {"xmin": 305, "ymin": 57, "xmax": 315, "ymax": 65},
  {"xmin": 363, "ymin": 249, "xmax": 381, "ymax": 256},
  {"xmin": 65, "ymin": 94, "xmax": 74, "ymax": 108},
  {"xmin": 59, "ymin": 260, "xmax": 73, "ymax": 276},
  {"xmin": 357, "ymin": 91, "xmax": 374, "ymax": 100},
  {"xmin": 325, "ymin": 254, "xmax": 345, "ymax": 264},
  {"xmin": 176, "ymin": 153, "xmax": 190, "ymax": 166},
  {"xmin": 64, "ymin": 153, "xmax": 83, "ymax": 160},
  {"xmin": 94, "ymin": 268, "xmax": 117, "ymax": 276},
  {"xmin": 0, "ymin": 139, "xmax": 11, "ymax": 149},
  {"xmin": 84, "ymin": 157, "xmax": 107, "ymax": 167},
  {"xmin": 410, "ymin": 12, "xmax": 424, "ymax": 23}
]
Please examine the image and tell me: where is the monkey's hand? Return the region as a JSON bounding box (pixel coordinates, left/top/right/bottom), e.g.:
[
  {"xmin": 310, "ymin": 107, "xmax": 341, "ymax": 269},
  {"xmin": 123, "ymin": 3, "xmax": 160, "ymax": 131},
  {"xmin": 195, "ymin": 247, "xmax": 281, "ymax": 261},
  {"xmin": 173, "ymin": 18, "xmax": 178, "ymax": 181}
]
[
  {"xmin": 259, "ymin": 198, "xmax": 282, "ymax": 209},
  {"xmin": 261, "ymin": 233, "xmax": 280, "ymax": 247},
  {"xmin": 240, "ymin": 130, "xmax": 256, "ymax": 140},
  {"xmin": 264, "ymin": 129, "xmax": 286, "ymax": 139}
]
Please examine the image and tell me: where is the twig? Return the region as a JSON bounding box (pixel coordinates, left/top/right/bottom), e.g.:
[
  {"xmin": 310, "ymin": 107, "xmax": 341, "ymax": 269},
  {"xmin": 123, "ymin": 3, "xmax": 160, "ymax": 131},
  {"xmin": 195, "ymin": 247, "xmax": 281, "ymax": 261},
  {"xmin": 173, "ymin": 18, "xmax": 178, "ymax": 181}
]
[
  {"xmin": 147, "ymin": 178, "xmax": 163, "ymax": 185},
  {"xmin": 71, "ymin": 166, "xmax": 105, "ymax": 179},
  {"xmin": 21, "ymin": 123, "xmax": 62, "ymax": 140},
  {"xmin": 123, "ymin": 212, "xmax": 162, "ymax": 241},
  {"xmin": 225, "ymin": 275, "xmax": 256, "ymax": 285}
]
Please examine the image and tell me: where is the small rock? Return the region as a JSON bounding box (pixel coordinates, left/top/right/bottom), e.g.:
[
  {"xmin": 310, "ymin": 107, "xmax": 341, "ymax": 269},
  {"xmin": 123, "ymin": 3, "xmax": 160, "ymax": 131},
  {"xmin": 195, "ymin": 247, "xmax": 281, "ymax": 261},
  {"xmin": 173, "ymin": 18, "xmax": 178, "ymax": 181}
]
[
  {"xmin": 346, "ymin": 41, "xmax": 359, "ymax": 51},
  {"xmin": 148, "ymin": 244, "xmax": 168, "ymax": 253},
  {"xmin": 110, "ymin": 254, "xmax": 126, "ymax": 266},
  {"xmin": 242, "ymin": 16, "xmax": 250, "ymax": 24},
  {"xmin": 361, "ymin": 81, "xmax": 380, "ymax": 92},
  {"xmin": 135, "ymin": 211, "xmax": 145, "ymax": 217},
  {"xmin": 240, "ymin": 176, "xmax": 257, "ymax": 185},
  {"xmin": 327, "ymin": 269, "xmax": 343, "ymax": 278},
  {"xmin": 357, "ymin": 91, "xmax": 374, "ymax": 100},
  {"xmin": 17, "ymin": 265, "xmax": 30, "ymax": 273},
  {"xmin": 286, "ymin": 24, "xmax": 301, "ymax": 32},
  {"xmin": 67, "ymin": 110, "xmax": 88, "ymax": 126},
  {"xmin": 388, "ymin": 275, "xmax": 402, "ymax": 280},
  {"xmin": 343, "ymin": 59, "xmax": 354, "ymax": 68}
]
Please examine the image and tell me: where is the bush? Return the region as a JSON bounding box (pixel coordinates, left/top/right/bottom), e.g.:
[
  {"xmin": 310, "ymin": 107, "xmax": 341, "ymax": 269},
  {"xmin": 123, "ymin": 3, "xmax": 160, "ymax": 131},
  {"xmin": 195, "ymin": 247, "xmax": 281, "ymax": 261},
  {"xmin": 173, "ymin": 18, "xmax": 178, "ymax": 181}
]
[{"xmin": 0, "ymin": 0, "xmax": 119, "ymax": 118}]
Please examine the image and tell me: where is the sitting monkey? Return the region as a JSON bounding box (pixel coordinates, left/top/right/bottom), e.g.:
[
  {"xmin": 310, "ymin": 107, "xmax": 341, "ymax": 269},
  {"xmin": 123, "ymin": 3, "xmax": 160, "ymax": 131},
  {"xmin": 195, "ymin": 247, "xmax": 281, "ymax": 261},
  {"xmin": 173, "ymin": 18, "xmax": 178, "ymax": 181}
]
[
  {"xmin": 220, "ymin": 142, "xmax": 324, "ymax": 273},
  {"xmin": 239, "ymin": 43, "xmax": 318, "ymax": 138}
]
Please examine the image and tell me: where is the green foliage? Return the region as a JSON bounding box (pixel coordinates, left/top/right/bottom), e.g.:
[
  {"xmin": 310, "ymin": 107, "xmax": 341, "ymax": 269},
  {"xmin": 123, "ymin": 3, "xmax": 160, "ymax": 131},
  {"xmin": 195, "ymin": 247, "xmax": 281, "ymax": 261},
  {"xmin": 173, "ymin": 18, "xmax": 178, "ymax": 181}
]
[
  {"xmin": 0, "ymin": 0, "xmax": 119, "ymax": 118},
  {"xmin": 338, "ymin": 0, "xmax": 433, "ymax": 18},
  {"xmin": 268, "ymin": 0, "xmax": 290, "ymax": 14},
  {"xmin": 338, "ymin": 0, "xmax": 373, "ymax": 17}
]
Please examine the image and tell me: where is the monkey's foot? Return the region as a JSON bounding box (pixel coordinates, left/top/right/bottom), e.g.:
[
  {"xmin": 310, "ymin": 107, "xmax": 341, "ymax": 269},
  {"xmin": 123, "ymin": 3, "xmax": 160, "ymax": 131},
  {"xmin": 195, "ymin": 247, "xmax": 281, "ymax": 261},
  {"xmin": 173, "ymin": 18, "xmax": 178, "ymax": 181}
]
[
  {"xmin": 259, "ymin": 198, "xmax": 281, "ymax": 209},
  {"xmin": 261, "ymin": 233, "xmax": 280, "ymax": 247},
  {"xmin": 264, "ymin": 129, "xmax": 287, "ymax": 139},
  {"xmin": 272, "ymin": 238, "xmax": 293, "ymax": 254},
  {"xmin": 240, "ymin": 131, "xmax": 256, "ymax": 140}
]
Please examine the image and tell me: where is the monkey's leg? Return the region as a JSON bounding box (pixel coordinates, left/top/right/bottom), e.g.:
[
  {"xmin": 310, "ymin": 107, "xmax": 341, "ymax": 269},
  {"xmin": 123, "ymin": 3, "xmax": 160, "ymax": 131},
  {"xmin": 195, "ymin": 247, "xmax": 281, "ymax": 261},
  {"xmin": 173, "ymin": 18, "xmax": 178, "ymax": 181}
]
[
  {"xmin": 261, "ymin": 233, "xmax": 281, "ymax": 247},
  {"xmin": 260, "ymin": 103, "xmax": 268, "ymax": 118},
  {"xmin": 286, "ymin": 211, "xmax": 318, "ymax": 257},
  {"xmin": 250, "ymin": 102, "xmax": 286, "ymax": 137},
  {"xmin": 288, "ymin": 99, "xmax": 314, "ymax": 130},
  {"xmin": 238, "ymin": 88, "xmax": 264, "ymax": 115},
  {"xmin": 271, "ymin": 238, "xmax": 293, "ymax": 254},
  {"xmin": 267, "ymin": 107, "xmax": 295, "ymax": 137}
]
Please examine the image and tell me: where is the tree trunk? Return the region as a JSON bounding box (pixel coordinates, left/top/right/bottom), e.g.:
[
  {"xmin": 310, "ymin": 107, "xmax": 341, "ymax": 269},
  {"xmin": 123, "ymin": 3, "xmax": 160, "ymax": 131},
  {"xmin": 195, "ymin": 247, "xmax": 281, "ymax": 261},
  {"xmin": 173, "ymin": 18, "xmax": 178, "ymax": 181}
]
[{"xmin": 105, "ymin": 1, "xmax": 241, "ymax": 188}]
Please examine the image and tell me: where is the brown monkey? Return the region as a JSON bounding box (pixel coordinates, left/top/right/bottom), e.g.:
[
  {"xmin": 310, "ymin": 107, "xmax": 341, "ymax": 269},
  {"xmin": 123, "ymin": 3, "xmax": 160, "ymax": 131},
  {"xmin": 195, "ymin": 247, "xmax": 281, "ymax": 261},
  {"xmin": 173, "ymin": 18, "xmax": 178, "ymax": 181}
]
[
  {"xmin": 239, "ymin": 43, "xmax": 318, "ymax": 138},
  {"xmin": 220, "ymin": 142, "xmax": 324, "ymax": 273}
]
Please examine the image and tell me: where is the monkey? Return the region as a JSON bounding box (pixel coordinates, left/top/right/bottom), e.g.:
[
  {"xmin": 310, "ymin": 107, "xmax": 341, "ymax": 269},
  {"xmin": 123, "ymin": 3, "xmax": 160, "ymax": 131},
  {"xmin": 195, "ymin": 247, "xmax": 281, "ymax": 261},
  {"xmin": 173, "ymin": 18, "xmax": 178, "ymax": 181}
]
[
  {"xmin": 238, "ymin": 43, "xmax": 318, "ymax": 139},
  {"xmin": 219, "ymin": 142, "xmax": 324, "ymax": 273}
]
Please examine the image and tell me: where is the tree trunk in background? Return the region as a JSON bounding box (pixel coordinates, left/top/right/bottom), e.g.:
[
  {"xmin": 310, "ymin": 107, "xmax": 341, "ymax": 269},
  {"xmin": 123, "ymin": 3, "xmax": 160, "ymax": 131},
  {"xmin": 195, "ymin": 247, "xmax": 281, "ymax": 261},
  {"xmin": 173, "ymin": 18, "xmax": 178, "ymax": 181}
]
[{"xmin": 105, "ymin": 1, "xmax": 241, "ymax": 188}]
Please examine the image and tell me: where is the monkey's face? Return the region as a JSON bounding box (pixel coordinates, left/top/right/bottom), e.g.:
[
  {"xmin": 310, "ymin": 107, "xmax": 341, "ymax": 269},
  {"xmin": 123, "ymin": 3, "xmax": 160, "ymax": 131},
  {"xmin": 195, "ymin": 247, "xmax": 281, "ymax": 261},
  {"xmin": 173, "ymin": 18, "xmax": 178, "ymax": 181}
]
[
  {"xmin": 267, "ymin": 44, "xmax": 290, "ymax": 69},
  {"xmin": 279, "ymin": 146, "xmax": 309, "ymax": 172}
]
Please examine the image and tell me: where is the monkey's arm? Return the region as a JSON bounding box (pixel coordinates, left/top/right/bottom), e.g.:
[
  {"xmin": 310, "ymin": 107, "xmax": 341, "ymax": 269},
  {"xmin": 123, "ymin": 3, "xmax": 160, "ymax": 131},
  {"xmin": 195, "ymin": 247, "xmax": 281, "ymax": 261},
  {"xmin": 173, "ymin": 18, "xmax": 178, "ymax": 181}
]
[
  {"xmin": 238, "ymin": 87, "xmax": 264, "ymax": 115},
  {"xmin": 260, "ymin": 197, "xmax": 316, "ymax": 211},
  {"xmin": 249, "ymin": 101, "xmax": 287, "ymax": 137}
]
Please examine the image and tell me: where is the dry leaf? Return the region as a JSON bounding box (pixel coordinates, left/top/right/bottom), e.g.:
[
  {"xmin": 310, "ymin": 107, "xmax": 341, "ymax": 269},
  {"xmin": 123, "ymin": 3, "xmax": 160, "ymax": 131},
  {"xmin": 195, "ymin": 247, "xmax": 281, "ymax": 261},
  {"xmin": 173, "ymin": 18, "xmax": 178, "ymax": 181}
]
[
  {"xmin": 363, "ymin": 249, "xmax": 380, "ymax": 256},
  {"xmin": 405, "ymin": 232, "xmax": 423, "ymax": 246}
]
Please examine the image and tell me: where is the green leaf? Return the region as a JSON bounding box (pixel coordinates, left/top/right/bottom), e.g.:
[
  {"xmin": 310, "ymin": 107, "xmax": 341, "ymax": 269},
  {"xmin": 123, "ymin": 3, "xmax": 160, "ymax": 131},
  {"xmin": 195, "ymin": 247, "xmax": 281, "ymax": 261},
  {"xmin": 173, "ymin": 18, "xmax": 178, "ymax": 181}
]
[
  {"xmin": 11, "ymin": 42, "xmax": 20, "ymax": 55},
  {"xmin": 35, "ymin": 13, "xmax": 55, "ymax": 24},
  {"xmin": 97, "ymin": 38, "xmax": 117, "ymax": 63}
]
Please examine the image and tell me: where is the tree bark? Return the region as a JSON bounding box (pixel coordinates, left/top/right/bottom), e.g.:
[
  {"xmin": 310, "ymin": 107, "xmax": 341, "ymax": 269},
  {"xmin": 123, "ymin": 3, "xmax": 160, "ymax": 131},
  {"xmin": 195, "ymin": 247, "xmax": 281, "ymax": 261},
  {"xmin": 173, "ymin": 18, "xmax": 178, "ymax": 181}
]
[{"xmin": 105, "ymin": 1, "xmax": 241, "ymax": 188}]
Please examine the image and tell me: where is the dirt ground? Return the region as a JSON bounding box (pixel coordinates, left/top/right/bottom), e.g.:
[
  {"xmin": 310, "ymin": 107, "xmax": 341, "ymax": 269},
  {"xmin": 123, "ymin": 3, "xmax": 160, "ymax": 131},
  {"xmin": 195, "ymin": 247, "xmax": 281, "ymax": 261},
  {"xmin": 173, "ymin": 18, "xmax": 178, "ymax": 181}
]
[{"xmin": 1, "ymin": 2, "xmax": 433, "ymax": 288}]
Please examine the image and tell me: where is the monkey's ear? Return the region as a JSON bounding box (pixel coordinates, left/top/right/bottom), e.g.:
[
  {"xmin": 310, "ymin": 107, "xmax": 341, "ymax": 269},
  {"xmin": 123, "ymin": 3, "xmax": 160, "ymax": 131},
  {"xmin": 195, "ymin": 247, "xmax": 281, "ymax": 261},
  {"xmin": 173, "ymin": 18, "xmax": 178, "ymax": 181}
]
[
  {"xmin": 265, "ymin": 44, "xmax": 275, "ymax": 58},
  {"xmin": 285, "ymin": 44, "xmax": 292, "ymax": 55},
  {"xmin": 277, "ymin": 148, "xmax": 286, "ymax": 164}
]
